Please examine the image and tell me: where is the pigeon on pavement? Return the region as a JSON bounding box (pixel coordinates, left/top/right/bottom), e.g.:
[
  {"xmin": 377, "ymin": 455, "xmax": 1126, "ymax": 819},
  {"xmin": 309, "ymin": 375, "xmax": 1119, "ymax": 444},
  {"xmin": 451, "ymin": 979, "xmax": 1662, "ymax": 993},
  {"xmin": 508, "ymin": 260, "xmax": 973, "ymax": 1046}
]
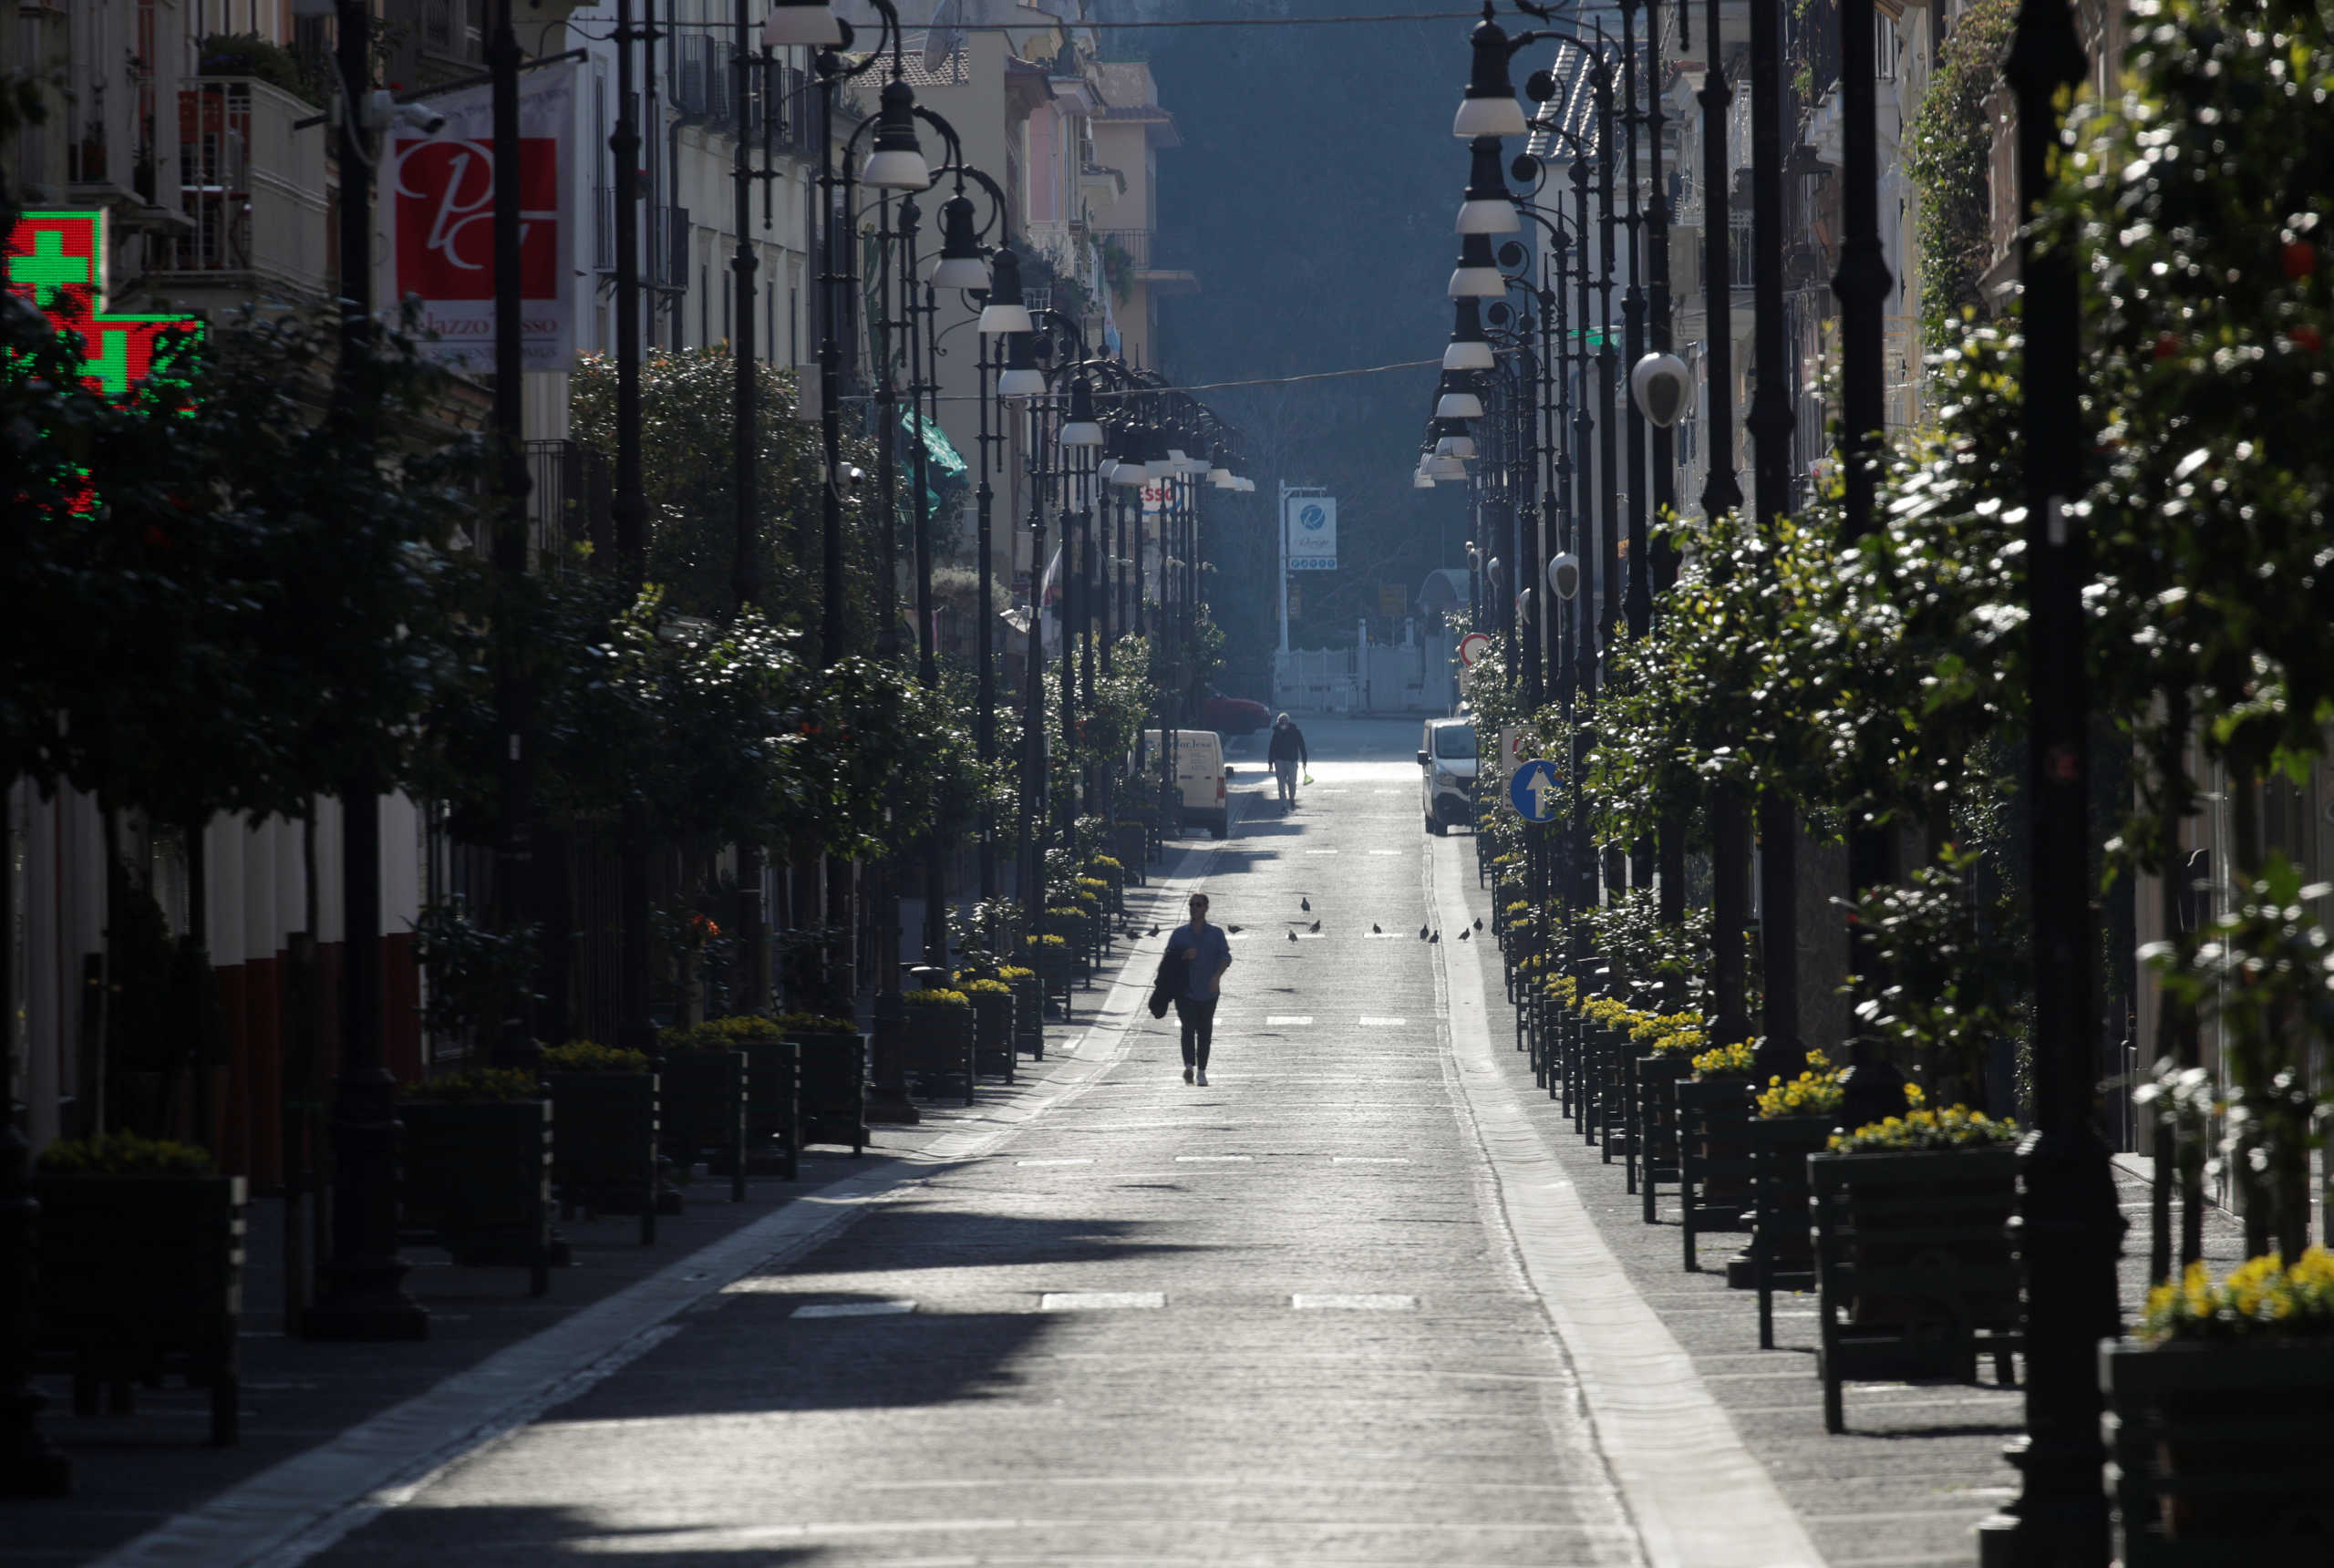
[
  {"xmin": 1287, "ymin": 930, "xmax": 1298, "ymax": 943},
  {"xmin": 1418, "ymin": 925, "xmax": 1430, "ymax": 940},
  {"xmin": 1473, "ymin": 918, "xmax": 1484, "ymax": 931},
  {"xmin": 1372, "ymin": 923, "xmax": 1382, "ymax": 934},
  {"xmin": 1458, "ymin": 928, "xmax": 1471, "ymax": 941},
  {"xmin": 1148, "ymin": 926, "xmax": 1160, "ymax": 937},
  {"xmin": 1430, "ymin": 930, "xmax": 1441, "ymax": 944},
  {"xmin": 1228, "ymin": 924, "xmax": 1244, "ymax": 934},
  {"xmin": 1301, "ymin": 897, "xmax": 1311, "ymax": 912},
  {"xmin": 1309, "ymin": 920, "xmax": 1321, "ymax": 933}
]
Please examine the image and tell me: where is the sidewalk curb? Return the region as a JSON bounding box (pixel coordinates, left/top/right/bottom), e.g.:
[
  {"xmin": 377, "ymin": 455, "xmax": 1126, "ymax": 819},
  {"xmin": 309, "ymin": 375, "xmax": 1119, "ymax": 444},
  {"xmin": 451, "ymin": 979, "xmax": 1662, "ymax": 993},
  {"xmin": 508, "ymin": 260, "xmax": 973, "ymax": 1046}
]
[
  {"xmin": 97, "ymin": 842, "xmax": 1225, "ymax": 1568},
  {"xmin": 1427, "ymin": 841, "xmax": 1825, "ymax": 1568}
]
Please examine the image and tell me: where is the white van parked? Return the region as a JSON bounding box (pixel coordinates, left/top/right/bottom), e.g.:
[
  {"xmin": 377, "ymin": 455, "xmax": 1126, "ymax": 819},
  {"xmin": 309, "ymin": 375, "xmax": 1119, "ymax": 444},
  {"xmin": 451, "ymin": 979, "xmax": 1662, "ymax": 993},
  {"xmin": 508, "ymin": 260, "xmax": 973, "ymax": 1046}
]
[
  {"xmin": 1418, "ymin": 717, "xmax": 1478, "ymax": 835},
  {"xmin": 1137, "ymin": 728, "xmax": 1233, "ymax": 839}
]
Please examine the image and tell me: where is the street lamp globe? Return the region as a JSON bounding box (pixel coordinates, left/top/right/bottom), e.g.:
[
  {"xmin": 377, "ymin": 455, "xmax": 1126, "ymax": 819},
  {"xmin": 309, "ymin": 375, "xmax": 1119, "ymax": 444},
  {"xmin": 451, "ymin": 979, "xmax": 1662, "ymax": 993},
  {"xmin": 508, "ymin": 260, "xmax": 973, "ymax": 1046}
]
[
  {"xmin": 1457, "ymin": 137, "xmax": 1520, "ymax": 234},
  {"xmin": 1425, "ymin": 450, "xmax": 1468, "ymax": 480},
  {"xmin": 997, "ymin": 332, "xmax": 1044, "ymax": 400},
  {"xmin": 1547, "ymin": 552, "xmax": 1581, "ymax": 600},
  {"xmin": 1445, "ymin": 298, "xmax": 1496, "ymax": 371},
  {"xmin": 976, "ymin": 249, "xmax": 1035, "ymax": 335},
  {"xmin": 761, "ymin": 0, "xmax": 843, "ymax": 48},
  {"xmin": 927, "ymin": 195, "xmax": 989, "ymax": 290},
  {"xmin": 862, "ymin": 79, "xmax": 930, "ymax": 191},
  {"xmin": 1059, "ymin": 377, "xmax": 1104, "ymax": 449},
  {"xmin": 1453, "ymin": 12, "xmax": 1527, "ymax": 138},
  {"xmin": 1629, "ymin": 351, "xmax": 1692, "ymax": 428},
  {"xmin": 1435, "ymin": 372, "xmax": 1485, "ymax": 421},
  {"xmin": 1449, "ymin": 232, "xmax": 1505, "ymax": 299}
]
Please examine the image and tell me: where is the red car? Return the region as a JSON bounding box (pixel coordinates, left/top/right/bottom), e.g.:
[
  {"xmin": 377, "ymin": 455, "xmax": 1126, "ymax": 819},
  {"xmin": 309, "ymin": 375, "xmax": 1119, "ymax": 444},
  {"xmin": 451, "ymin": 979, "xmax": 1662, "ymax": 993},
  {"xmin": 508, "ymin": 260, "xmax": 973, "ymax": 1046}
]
[{"xmin": 1200, "ymin": 692, "xmax": 1271, "ymax": 737}]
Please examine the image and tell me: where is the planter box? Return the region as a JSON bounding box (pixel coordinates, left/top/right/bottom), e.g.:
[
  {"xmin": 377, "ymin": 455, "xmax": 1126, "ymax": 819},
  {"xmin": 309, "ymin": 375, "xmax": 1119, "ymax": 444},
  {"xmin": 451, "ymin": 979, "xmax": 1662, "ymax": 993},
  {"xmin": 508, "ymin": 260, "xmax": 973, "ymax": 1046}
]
[
  {"xmin": 1032, "ymin": 945, "xmax": 1074, "ymax": 1010},
  {"xmin": 1743, "ymin": 1116, "xmax": 1833, "ymax": 1346},
  {"xmin": 1678, "ymin": 1076, "xmax": 1754, "ymax": 1272},
  {"xmin": 2102, "ymin": 1337, "xmax": 2334, "ymax": 1561},
  {"xmin": 970, "ymin": 991, "xmax": 1016, "ymax": 1081},
  {"xmin": 732, "ymin": 1038, "xmax": 800, "ymax": 1179},
  {"xmin": 545, "ymin": 1071, "xmax": 660, "ymax": 1245},
  {"xmin": 34, "ymin": 1173, "xmax": 246, "ymax": 1444},
  {"xmin": 1810, "ymin": 1145, "xmax": 2020, "ymax": 1432},
  {"xmin": 398, "ymin": 1099, "xmax": 554, "ymax": 1295},
  {"xmin": 1010, "ymin": 975, "xmax": 1044, "ymax": 1060},
  {"xmin": 1636, "ymin": 1056, "xmax": 1691, "ymax": 1223},
  {"xmin": 659, "ymin": 1049, "xmax": 749, "ymax": 1202},
  {"xmin": 790, "ymin": 1030, "xmax": 866, "ymax": 1154},
  {"xmin": 903, "ymin": 1004, "xmax": 976, "ymax": 1106},
  {"xmin": 1112, "ymin": 825, "xmax": 1150, "ymax": 881}
]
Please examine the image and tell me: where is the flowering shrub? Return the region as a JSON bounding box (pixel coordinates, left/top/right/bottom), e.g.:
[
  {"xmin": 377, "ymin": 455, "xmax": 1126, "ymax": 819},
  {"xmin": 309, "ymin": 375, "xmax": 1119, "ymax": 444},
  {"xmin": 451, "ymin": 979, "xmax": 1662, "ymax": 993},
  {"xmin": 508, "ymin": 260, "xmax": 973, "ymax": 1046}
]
[
  {"xmin": 542, "ymin": 1040, "xmax": 653, "ymax": 1073},
  {"xmin": 399, "ymin": 1068, "xmax": 542, "ymax": 1102},
  {"xmin": 660, "ymin": 1015, "xmax": 782, "ymax": 1048},
  {"xmin": 36, "ymin": 1130, "xmax": 216, "ymax": 1177},
  {"xmin": 2141, "ymin": 1249, "xmax": 2334, "ymax": 1344},
  {"xmin": 1828, "ymin": 1105, "xmax": 2017, "ymax": 1153},
  {"xmin": 776, "ymin": 1012, "xmax": 858, "ymax": 1035},
  {"xmin": 1756, "ymin": 1051, "xmax": 1842, "ymax": 1119},
  {"xmin": 960, "ymin": 977, "xmax": 1011, "ymax": 996},
  {"xmin": 904, "ymin": 987, "xmax": 970, "ymax": 1007},
  {"xmin": 1692, "ymin": 1039, "xmax": 1758, "ymax": 1077},
  {"xmin": 996, "ymin": 965, "xmax": 1035, "ymax": 982}
]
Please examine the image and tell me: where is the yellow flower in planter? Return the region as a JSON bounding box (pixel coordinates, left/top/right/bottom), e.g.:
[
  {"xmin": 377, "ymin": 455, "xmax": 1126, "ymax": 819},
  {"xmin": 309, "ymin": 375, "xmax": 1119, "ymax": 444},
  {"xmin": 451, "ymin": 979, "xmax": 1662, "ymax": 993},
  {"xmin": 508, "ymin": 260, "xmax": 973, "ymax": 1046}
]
[
  {"xmin": 1827, "ymin": 1105, "xmax": 2019, "ymax": 1154},
  {"xmin": 2142, "ymin": 1247, "xmax": 2334, "ymax": 1343},
  {"xmin": 1691, "ymin": 1039, "xmax": 1757, "ymax": 1076},
  {"xmin": 904, "ymin": 987, "xmax": 970, "ymax": 1007}
]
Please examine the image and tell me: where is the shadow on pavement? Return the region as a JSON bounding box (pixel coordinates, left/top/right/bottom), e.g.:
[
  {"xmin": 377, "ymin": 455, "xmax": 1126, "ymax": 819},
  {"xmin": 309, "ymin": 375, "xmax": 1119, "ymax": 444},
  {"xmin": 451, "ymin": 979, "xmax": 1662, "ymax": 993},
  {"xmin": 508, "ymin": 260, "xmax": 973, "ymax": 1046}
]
[{"xmin": 323, "ymin": 1503, "xmax": 819, "ymax": 1563}]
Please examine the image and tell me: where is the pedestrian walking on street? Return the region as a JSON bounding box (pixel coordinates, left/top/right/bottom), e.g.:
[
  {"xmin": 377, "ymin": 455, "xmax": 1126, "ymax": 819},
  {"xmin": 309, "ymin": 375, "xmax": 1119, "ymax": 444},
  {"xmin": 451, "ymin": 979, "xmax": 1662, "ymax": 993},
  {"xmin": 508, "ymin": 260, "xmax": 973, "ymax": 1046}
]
[
  {"xmin": 1161, "ymin": 891, "xmax": 1232, "ymax": 1086},
  {"xmin": 1266, "ymin": 712, "xmax": 1309, "ymax": 810}
]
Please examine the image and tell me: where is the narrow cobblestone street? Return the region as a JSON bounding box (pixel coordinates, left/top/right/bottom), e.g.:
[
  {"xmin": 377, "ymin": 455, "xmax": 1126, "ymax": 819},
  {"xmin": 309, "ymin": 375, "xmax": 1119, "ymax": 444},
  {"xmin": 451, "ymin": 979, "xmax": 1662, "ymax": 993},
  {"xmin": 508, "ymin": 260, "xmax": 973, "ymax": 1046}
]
[{"xmin": 290, "ymin": 723, "xmax": 1657, "ymax": 1564}]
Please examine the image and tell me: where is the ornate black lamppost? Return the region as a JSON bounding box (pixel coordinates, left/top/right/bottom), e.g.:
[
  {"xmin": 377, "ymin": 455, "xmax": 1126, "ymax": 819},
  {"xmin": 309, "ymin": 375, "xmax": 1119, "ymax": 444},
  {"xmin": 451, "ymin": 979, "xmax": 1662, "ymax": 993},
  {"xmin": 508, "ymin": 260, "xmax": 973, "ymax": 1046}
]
[
  {"xmin": 1975, "ymin": 0, "xmax": 2122, "ymax": 1554},
  {"xmin": 306, "ymin": 0, "xmax": 429, "ymax": 1344}
]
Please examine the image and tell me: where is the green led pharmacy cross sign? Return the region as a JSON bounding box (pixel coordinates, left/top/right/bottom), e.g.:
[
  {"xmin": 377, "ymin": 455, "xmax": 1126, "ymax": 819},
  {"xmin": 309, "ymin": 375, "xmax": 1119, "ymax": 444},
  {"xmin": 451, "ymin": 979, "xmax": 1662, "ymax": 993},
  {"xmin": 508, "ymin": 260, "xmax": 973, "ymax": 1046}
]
[{"xmin": 6, "ymin": 210, "xmax": 202, "ymax": 397}]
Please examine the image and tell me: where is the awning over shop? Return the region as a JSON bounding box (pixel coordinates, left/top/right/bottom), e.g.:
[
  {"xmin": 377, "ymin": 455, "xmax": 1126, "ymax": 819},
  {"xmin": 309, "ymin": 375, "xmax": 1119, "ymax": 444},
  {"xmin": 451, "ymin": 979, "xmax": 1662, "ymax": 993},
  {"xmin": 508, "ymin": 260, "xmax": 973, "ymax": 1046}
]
[{"xmin": 902, "ymin": 412, "xmax": 970, "ymax": 515}]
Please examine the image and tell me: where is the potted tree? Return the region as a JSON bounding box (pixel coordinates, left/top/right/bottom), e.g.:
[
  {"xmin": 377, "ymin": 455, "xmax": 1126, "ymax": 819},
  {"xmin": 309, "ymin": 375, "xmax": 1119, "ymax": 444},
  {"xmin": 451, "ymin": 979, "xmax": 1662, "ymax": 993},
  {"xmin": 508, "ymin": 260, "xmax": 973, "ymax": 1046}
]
[
  {"xmin": 1000, "ymin": 964, "xmax": 1042, "ymax": 1060},
  {"xmin": 396, "ymin": 1068, "xmax": 556, "ymax": 1295},
  {"xmin": 34, "ymin": 1132, "xmax": 245, "ymax": 1445},
  {"xmin": 541, "ymin": 1040, "xmax": 661, "ymax": 1244},
  {"xmin": 2098, "ymin": 861, "xmax": 2334, "ymax": 1557},
  {"xmin": 662, "ymin": 1017, "xmax": 798, "ymax": 1180},
  {"xmin": 959, "ymin": 976, "xmax": 1017, "ymax": 1081},
  {"xmin": 1028, "ymin": 933, "xmax": 1074, "ymax": 1013},
  {"xmin": 782, "ymin": 1012, "xmax": 865, "ymax": 1155},
  {"xmin": 901, "ymin": 986, "xmax": 976, "ymax": 1106},
  {"xmin": 654, "ymin": 1030, "xmax": 749, "ymax": 1202}
]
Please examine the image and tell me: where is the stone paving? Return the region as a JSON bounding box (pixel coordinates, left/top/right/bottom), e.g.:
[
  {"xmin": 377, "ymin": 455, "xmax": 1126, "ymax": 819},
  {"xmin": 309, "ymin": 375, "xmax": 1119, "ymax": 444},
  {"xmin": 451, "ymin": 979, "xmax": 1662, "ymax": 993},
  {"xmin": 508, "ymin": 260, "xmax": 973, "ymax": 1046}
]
[
  {"xmin": 305, "ymin": 747, "xmax": 1648, "ymax": 1565},
  {"xmin": 26, "ymin": 716, "xmax": 2236, "ymax": 1568}
]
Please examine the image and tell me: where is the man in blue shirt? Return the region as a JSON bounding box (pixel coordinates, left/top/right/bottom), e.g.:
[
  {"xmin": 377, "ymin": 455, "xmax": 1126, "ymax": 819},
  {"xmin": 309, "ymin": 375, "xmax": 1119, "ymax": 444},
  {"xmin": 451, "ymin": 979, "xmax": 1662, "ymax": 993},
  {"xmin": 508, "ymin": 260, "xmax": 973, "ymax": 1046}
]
[{"xmin": 1170, "ymin": 892, "xmax": 1233, "ymax": 1086}]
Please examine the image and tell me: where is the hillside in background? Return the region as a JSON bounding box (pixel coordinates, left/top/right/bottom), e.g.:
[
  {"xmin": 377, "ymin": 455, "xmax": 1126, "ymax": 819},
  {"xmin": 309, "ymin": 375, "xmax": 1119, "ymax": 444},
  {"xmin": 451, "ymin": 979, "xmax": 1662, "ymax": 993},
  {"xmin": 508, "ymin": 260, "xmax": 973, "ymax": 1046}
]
[{"xmin": 1121, "ymin": 0, "xmax": 1474, "ymax": 692}]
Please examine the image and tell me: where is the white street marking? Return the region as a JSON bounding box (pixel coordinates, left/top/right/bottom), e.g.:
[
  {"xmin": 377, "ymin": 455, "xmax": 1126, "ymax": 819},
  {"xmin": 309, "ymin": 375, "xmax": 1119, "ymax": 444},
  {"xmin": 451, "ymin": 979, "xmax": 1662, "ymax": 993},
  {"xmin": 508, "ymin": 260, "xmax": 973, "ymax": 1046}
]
[
  {"xmin": 1332, "ymin": 1156, "xmax": 1412, "ymax": 1165},
  {"xmin": 1016, "ymin": 1158, "xmax": 1095, "ymax": 1167},
  {"xmin": 1174, "ymin": 1154, "xmax": 1255, "ymax": 1163},
  {"xmin": 1040, "ymin": 1291, "xmax": 1166, "ymax": 1311},
  {"xmin": 1293, "ymin": 1294, "xmax": 1417, "ymax": 1311},
  {"xmin": 1358, "ymin": 1016, "xmax": 1410, "ymax": 1026},
  {"xmin": 1265, "ymin": 1016, "xmax": 1315, "ymax": 1026},
  {"xmin": 790, "ymin": 1300, "xmax": 916, "ymax": 1319}
]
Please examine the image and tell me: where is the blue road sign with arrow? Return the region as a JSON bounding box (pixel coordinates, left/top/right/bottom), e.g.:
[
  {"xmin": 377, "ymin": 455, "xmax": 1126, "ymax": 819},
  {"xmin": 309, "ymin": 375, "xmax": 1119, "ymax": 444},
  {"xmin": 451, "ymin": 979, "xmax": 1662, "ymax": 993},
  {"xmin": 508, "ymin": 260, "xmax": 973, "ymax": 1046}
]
[{"xmin": 1509, "ymin": 758, "xmax": 1562, "ymax": 823}]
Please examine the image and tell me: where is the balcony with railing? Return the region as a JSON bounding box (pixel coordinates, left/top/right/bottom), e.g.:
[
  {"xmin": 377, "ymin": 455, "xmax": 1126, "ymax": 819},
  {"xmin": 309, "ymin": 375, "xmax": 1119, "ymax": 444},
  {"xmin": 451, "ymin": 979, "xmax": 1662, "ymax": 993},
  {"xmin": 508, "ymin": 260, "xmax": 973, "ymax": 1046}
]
[
  {"xmin": 671, "ymin": 42, "xmax": 812, "ymax": 150},
  {"xmin": 153, "ymin": 77, "xmax": 330, "ymax": 304},
  {"xmin": 1091, "ymin": 228, "xmax": 1199, "ymax": 295}
]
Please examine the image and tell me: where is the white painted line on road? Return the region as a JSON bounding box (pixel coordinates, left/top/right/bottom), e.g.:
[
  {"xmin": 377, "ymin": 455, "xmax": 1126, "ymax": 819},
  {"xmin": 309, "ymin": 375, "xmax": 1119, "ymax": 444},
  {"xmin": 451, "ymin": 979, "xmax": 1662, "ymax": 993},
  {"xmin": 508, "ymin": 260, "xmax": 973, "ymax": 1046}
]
[
  {"xmin": 1016, "ymin": 1157, "xmax": 1095, "ymax": 1167},
  {"xmin": 1292, "ymin": 1293, "xmax": 1417, "ymax": 1311},
  {"xmin": 1332, "ymin": 1156, "xmax": 1412, "ymax": 1164},
  {"xmin": 1370, "ymin": 849, "xmax": 1403, "ymax": 855},
  {"xmin": 791, "ymin": 1299, "xmax": 917, "ymax": 1319},
  {"xmin": 1041, "ymin": 1291, "xmax": 1166, "ymax": 1311},
  {"xmin": 107, "ymin": 838, "xmax": 1239, "ymax": 1568},
  {"xmin": 1303, "ymin": 848, "xmax": 1341, "ymax": 855},
  {"xmin": 1428, "ymin": 838, "xmax": 1824, "ymax": 1568},
  {"xmin": 1265, "ymin": 1015, "xmax": 1314, "ymax": 1026},
  {"xmin": 1174, "ymin": 1154, "xmax": 1254, "ymax": 1163},
  {"xmin": 1358, "ymin": 1016, "xmax": 1410, "ymax": 1026}
]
